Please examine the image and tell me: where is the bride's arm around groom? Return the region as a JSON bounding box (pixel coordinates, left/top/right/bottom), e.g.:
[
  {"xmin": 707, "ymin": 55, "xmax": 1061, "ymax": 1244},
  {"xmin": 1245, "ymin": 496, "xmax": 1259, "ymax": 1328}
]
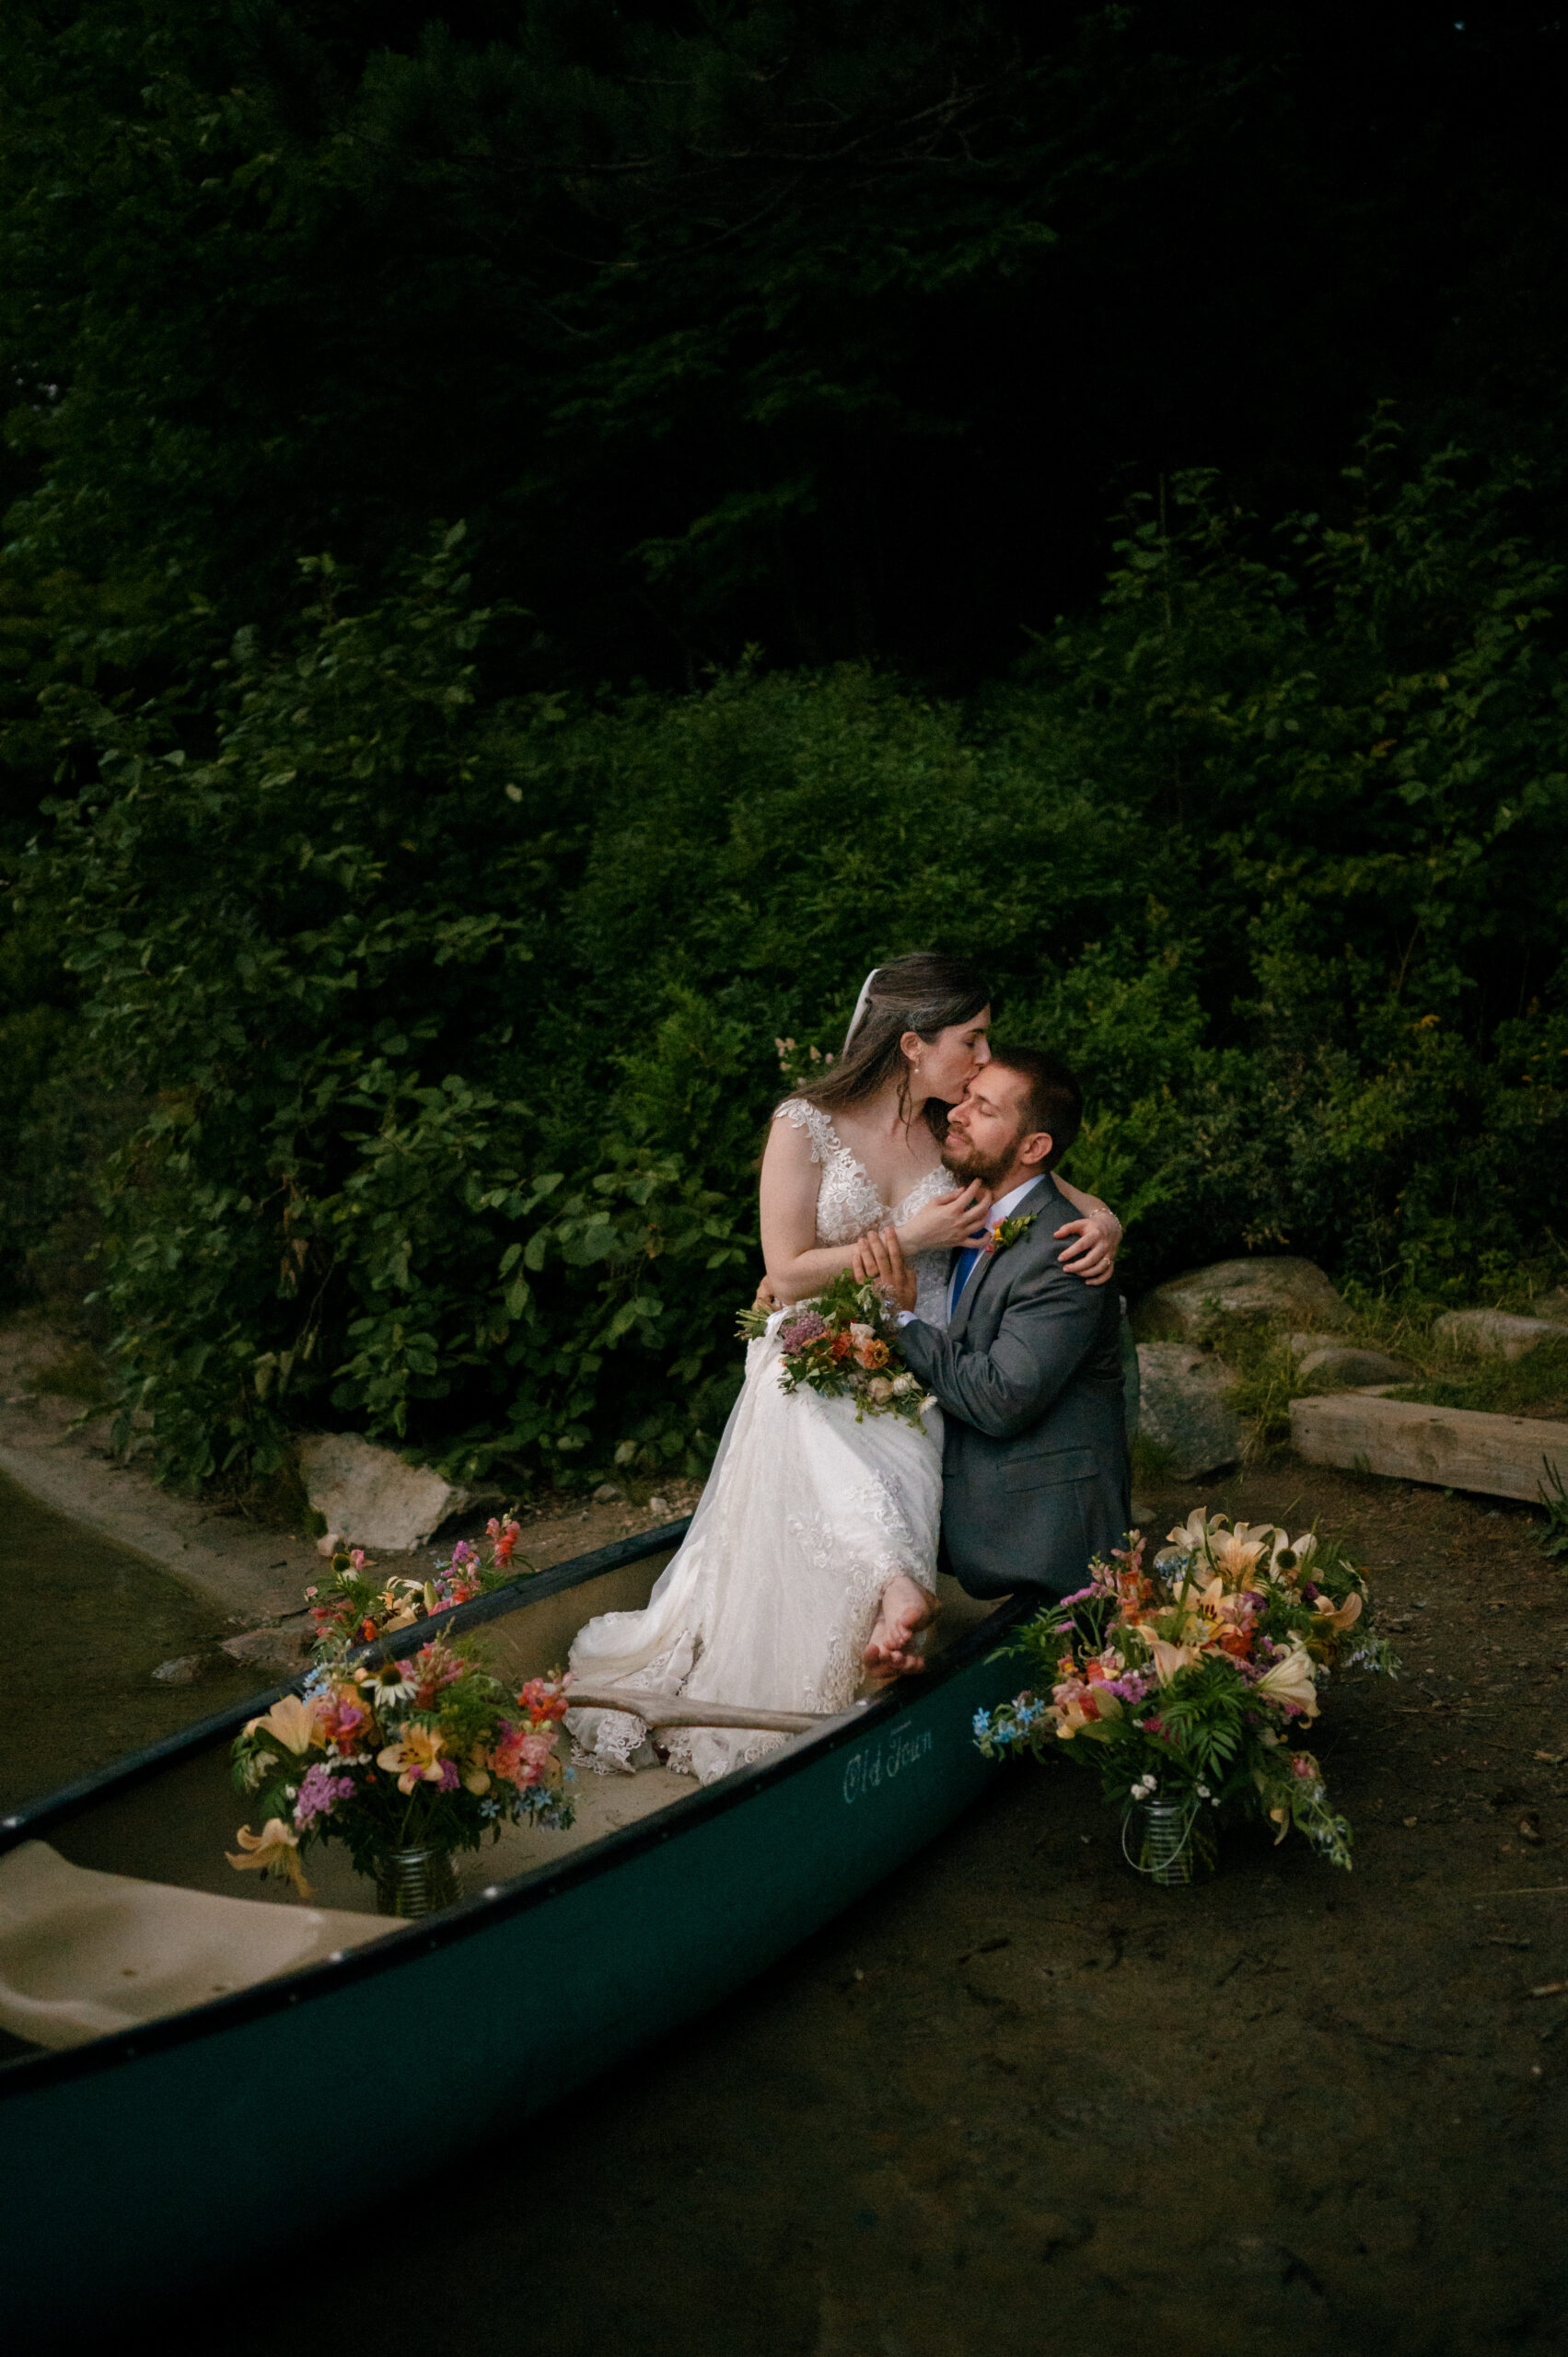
[{"xmin": 853, "ymin": 1047, "xmax": 1131, "ymax": 1605}]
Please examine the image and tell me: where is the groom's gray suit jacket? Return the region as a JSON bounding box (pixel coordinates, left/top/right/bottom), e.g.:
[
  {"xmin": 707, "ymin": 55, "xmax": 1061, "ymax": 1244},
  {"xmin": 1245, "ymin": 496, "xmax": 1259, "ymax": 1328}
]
[{"xmin": 895, "ymin": 1172, "xmax": 1130, "ymax": 1601}]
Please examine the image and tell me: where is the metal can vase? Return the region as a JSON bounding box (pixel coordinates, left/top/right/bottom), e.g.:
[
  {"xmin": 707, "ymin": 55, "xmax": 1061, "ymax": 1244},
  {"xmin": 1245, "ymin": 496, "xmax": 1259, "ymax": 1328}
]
[
  {"xmin": 1122, "ymin": 1800, "xmax": 1202, "ymax": 1887},
  {"xmin": 373, "ymin": 1843, "xmax": 461, "ymax": 1918}
]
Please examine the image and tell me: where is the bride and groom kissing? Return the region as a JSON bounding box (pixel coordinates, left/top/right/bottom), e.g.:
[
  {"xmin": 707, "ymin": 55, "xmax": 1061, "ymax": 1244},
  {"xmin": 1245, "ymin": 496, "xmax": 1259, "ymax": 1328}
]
[{"xmin": 565, "ymin": 953, "xmax": 1131, "ymax": 1785}]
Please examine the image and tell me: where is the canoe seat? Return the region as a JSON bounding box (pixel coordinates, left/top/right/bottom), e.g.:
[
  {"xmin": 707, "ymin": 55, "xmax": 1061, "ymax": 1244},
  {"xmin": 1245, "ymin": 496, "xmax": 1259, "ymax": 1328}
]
[{"xmin": 0, "ymin": 1840, "xmax": 393, "ymax": 2051}]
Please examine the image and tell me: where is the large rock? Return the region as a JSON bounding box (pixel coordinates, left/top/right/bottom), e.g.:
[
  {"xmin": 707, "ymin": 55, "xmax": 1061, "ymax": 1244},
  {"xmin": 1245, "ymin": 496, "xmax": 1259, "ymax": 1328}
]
[
  {"xmin": 1135, "ymin": 1343, "xmax": 1244, "ymax": 1480},
  {"xmin": 1434, "ymin": 1308, "xmax": 1568, "ymax": 1363},
  {"xmin": 1133, "ymin": 1257, "xmax": 1349, "ymax": 1342},
  {"xmin": 219, "ymin": 1625, "xmax": 310, "ymax": 1676},
  {"xmin": 297, "ymin": 1432, "xmax": 473, "ymax": 1553},
  {"xmin": 1289, "ymin": 1335, "xmax": 1416, "ymax": 1387}
]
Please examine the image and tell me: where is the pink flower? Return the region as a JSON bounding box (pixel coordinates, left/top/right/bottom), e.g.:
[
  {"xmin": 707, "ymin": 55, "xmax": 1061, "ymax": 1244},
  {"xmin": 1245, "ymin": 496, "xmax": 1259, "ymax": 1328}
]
[
  {"xmin": 517, "ymin": 1675, "xmax": 571, "ymax": 1725},
  {"xmin": 488, "ymin": 1516, "xmax": 523, "ymax": 1567},
  {"xmin": 316, "ymin": 1693, "xmax": 370, "ymax": 1754},
  {"xmin": 488, "ymin": 1718, "xmax": 562, "ymax": 1790},
  {"xmin": 410, "ymin": 1639, "xmax": 465, "ymax": 1707}
]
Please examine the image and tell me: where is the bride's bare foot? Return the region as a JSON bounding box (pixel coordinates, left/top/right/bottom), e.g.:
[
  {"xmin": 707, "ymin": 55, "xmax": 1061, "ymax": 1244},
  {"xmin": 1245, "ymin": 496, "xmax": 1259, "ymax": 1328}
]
[{"xmin": 864, "ymin": 1574, "xmax": 938, "ymax": 1684}]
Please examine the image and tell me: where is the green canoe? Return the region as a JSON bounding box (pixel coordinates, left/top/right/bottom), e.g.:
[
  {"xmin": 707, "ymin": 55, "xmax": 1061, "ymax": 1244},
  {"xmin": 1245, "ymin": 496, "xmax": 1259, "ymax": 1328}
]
[{"xmin": 0, "ymin": 1521, "xmax": 1027, "ymax": 2336}]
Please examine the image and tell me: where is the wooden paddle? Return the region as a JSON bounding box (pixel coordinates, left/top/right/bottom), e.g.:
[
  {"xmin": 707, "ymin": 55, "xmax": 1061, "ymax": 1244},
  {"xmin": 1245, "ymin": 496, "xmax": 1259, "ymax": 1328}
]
[{"xmin": 565, "ymin": 1682, "xmax": 845, "ymax": 1735}]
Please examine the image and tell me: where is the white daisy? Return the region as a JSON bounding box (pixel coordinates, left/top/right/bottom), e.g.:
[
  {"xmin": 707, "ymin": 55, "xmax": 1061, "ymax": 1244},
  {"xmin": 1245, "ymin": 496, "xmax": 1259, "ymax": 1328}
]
[{"xmin": 359, "ymin": 1660, "xmax": 417, "ymax": 1711}]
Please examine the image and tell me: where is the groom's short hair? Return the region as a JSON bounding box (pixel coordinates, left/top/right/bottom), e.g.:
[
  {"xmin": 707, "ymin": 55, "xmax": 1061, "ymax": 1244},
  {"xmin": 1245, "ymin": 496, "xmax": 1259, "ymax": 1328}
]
[{"xmin": 987, "ymin": 1048, "xmax": 1082, "ymax": 1170}]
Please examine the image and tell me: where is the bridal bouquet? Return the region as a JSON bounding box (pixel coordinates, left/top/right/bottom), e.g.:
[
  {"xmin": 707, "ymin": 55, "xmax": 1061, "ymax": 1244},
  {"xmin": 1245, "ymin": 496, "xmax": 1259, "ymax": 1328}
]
[
  {"xmin": 742, "ymin": 1271, "xmax": 935, "ymax": 1428},
  {"xmin": 304, "ymin": 1512, "xmax": 531, "ymax": 1650},
  {"xmin": 226, "ymin": 1638, "xmax": 575, "ymax": 1896},
  {"xmin": 974, "ymin": 1509, "xmax": 1398, "ymax": 1873}
]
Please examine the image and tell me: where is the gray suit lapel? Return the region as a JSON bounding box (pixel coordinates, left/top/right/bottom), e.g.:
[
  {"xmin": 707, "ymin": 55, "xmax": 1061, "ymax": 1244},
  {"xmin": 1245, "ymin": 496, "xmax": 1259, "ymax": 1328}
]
[{"xmin": 946, "ymin": 1174, "xmax": 1057, "ymax": 1344}]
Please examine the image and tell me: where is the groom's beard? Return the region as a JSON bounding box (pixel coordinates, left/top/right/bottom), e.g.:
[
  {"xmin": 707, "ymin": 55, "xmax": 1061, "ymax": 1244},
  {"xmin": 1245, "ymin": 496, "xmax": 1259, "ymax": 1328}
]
[{"xmin": 942, "ymin": 1133, "xmax": 1021, "ymax": 1192}]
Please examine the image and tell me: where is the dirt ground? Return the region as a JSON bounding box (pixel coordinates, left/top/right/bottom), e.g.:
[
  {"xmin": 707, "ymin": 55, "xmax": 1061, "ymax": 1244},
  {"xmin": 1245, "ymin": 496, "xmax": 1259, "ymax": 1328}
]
[{"xmin": 156, "ymin": 1456, "xmax": 1567, "ymax": 2357}]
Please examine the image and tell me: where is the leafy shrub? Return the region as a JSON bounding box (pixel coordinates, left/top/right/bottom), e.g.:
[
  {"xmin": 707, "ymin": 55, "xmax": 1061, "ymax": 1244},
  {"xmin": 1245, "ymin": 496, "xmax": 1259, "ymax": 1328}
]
[{"xmin": 23, "ymin": 433, "xmax": 1568, "ymax": 1489}]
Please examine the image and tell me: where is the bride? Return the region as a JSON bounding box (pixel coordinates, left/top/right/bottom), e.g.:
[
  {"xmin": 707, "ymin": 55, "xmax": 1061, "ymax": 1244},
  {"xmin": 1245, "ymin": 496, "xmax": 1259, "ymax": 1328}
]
[{"xmin": 565, "ymin": 954, "xmax": 1121, "ymax": 1784}]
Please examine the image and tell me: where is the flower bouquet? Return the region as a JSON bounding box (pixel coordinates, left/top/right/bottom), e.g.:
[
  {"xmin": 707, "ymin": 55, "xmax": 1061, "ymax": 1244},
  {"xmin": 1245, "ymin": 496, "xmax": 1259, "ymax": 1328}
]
[
  {"xmin": 738, "ymin": 1271, "xmax": 935, "ymax": 1428},
  {"xmin": 304, "ymin": 1512, "xmax": 531, "ymax": 1651},
  {"xmin": 226, "ymin": 1625, "xmax": 574, "ymax": 1915},
  {"xmin": 974, "ymin": 1508, "xmax": 1398, "ymax": 1880}
]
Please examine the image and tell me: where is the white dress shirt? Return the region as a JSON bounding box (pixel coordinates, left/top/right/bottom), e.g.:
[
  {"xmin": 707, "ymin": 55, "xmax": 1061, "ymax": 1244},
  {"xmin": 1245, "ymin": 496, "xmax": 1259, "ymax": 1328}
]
[{"xmin": 898, "ymin": 1175, "xmax": 1044, "ymax": 1327}]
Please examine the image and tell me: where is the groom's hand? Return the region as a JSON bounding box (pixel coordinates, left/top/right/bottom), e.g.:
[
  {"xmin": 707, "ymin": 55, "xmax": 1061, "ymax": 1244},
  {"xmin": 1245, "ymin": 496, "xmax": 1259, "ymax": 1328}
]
[{"xmin": 853, "ymin": 1225, "xmax": 918, "ymax": 1314}]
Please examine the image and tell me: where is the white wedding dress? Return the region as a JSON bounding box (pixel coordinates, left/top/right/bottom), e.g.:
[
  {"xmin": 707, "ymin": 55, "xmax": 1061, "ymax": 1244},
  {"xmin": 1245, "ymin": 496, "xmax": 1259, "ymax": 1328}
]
[{"xmin": 564, "ymin": 1098, "xmax": 954, "ymax": 1784}]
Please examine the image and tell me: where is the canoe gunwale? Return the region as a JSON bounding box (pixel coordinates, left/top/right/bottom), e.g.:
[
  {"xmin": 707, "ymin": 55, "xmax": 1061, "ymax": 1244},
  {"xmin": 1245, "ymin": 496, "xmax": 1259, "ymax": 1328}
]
[
  {"xmin": 0, "ymin": 1526, "xmax": 1030, "ymax": 2100},
  {"xmin": 0, "ymin": 1517, "xmax": 699, "ymax": 1850}
]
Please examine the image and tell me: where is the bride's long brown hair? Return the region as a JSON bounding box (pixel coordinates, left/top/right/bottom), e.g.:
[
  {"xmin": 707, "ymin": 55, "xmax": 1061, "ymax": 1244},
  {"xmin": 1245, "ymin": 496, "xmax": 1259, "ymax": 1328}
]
[{"xmin": 798, "ymin": 953, "xmax": 992, "ymax": 1143}]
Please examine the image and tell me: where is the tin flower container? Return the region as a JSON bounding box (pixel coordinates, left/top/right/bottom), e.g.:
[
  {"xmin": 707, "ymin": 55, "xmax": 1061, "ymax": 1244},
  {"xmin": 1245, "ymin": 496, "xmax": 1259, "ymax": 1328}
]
[
  {"xmin": 373, "ymin": 1842, "xmax": 461, "ymax": 1918},
  {"xmin": 1122, "ymin": 1798, "xmax": 1214, "ymax": 1887}
]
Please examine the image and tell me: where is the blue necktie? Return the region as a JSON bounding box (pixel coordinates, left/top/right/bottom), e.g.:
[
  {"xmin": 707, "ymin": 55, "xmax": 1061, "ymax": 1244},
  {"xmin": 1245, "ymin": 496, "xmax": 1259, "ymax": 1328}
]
[{"xmin": 952, "ymin": 1240, "xmax": 986, "ymax": 1305}]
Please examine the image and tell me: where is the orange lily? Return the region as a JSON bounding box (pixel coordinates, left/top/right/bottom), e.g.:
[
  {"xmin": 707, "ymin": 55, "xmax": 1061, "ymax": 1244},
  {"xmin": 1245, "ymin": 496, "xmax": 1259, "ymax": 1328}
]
[
  {"xmin": 226, "ymin": 1817, "xmax": 311, "ymax": 1896},
  {"xmin": 377, "ymin": 1724, "xmax": 447, "ymax": 1794},
  {"xmin": 240, "ymin": 1695, "xmax": 319, "ymax": 1756}
]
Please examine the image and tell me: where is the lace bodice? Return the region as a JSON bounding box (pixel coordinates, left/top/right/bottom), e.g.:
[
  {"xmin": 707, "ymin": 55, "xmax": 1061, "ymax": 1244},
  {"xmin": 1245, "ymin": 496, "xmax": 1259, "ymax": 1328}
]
[{"xmin": 772, "ymin": 1097, "xmax": 953, "ymax": 1326}]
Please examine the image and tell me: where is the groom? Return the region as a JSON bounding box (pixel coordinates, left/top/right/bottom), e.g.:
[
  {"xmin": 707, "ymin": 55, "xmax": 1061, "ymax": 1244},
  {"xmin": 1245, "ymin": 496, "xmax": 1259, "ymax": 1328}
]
[{"xmin": 853, "ymin": 1047, "xmax": 1130, "ymax": 1625}]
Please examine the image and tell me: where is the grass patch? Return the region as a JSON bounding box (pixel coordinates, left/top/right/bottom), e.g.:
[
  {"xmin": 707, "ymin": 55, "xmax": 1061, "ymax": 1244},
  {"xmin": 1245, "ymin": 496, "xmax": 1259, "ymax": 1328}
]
[
  {"xmin": 1130, "ymin": 1430, "xmax": 1177, "ymax": 1491},
  {"xmin": 1535, "ymin": 1465, "xmax": 1568, "ymax": 1563},
  {"xmin": 1381, "ymin": 1341, "xmax": 1568, "ymax": 1422},
  {"xmin": 1190, "ymin": 1296, "xmax": 1568, "ymax": 1457},
  {"xmin": 1186, "ymin": 1316, "xmax": 1303, "ymax": 1455}
]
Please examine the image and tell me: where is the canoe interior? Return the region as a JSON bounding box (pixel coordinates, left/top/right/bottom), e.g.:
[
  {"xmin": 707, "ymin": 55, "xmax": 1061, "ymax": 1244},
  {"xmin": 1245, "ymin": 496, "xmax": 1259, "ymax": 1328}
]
[
  {"xmin": 42, "ymin": 1544, "xmax": 691, "ymax": 1916},
  {"xmin": 0, "ymin": 1534, "xmax": 1009, "ymax": 2060},
  {"xmin": 1, "ymin": 1564, "xmax": 1031, "ymax": 2340}
]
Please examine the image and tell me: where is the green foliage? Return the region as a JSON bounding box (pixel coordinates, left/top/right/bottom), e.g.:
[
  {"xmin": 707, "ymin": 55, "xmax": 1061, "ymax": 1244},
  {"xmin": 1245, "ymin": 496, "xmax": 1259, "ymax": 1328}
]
[
  {"xmin": 1384, "ymin": 1341, "xmax": 1568, "ymax": 1422},
  {"xmin": 1535, "ymin": 1466, "xmax": 1568, "ymax": 1567},
  {"xmin": 26, "ymin": 530, "xmax": 766, "ymax": 1481},
  {"xmin": 0, "ymin": 0, "xmax": 1250, "ymax": 683},
  {"xmin": 996, "ymin": 427, "xmax": 1568, "ymax": 1294},
  {"xmin": 6, "ymin": 5, "xmax": 1568, "ymax": 701},
  {"xmin": 6, "ymin": 6, "xmax": 1568, "ymax": 1492},
  {"xmin": 17, "ymin": 432, "xmax": 1568, "ymax": 1491}
]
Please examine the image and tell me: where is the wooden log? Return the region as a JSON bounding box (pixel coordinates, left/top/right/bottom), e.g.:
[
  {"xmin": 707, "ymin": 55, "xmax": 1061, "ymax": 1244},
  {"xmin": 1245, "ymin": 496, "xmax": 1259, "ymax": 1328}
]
[
  {"xmin": 1290, "ymin": 1392, "xmax": 1568, "ymax": 1503},
  {"xmin": 565, "ymin": 1682, "xmax": 839, "ymax": 1735}
]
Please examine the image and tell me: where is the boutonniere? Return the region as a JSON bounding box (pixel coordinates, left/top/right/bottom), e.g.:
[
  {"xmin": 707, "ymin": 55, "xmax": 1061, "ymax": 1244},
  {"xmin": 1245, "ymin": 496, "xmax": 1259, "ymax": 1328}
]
[{"xmin": 984, "ymin": 1211, "xmax": 1039, "ymax": 1258}]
